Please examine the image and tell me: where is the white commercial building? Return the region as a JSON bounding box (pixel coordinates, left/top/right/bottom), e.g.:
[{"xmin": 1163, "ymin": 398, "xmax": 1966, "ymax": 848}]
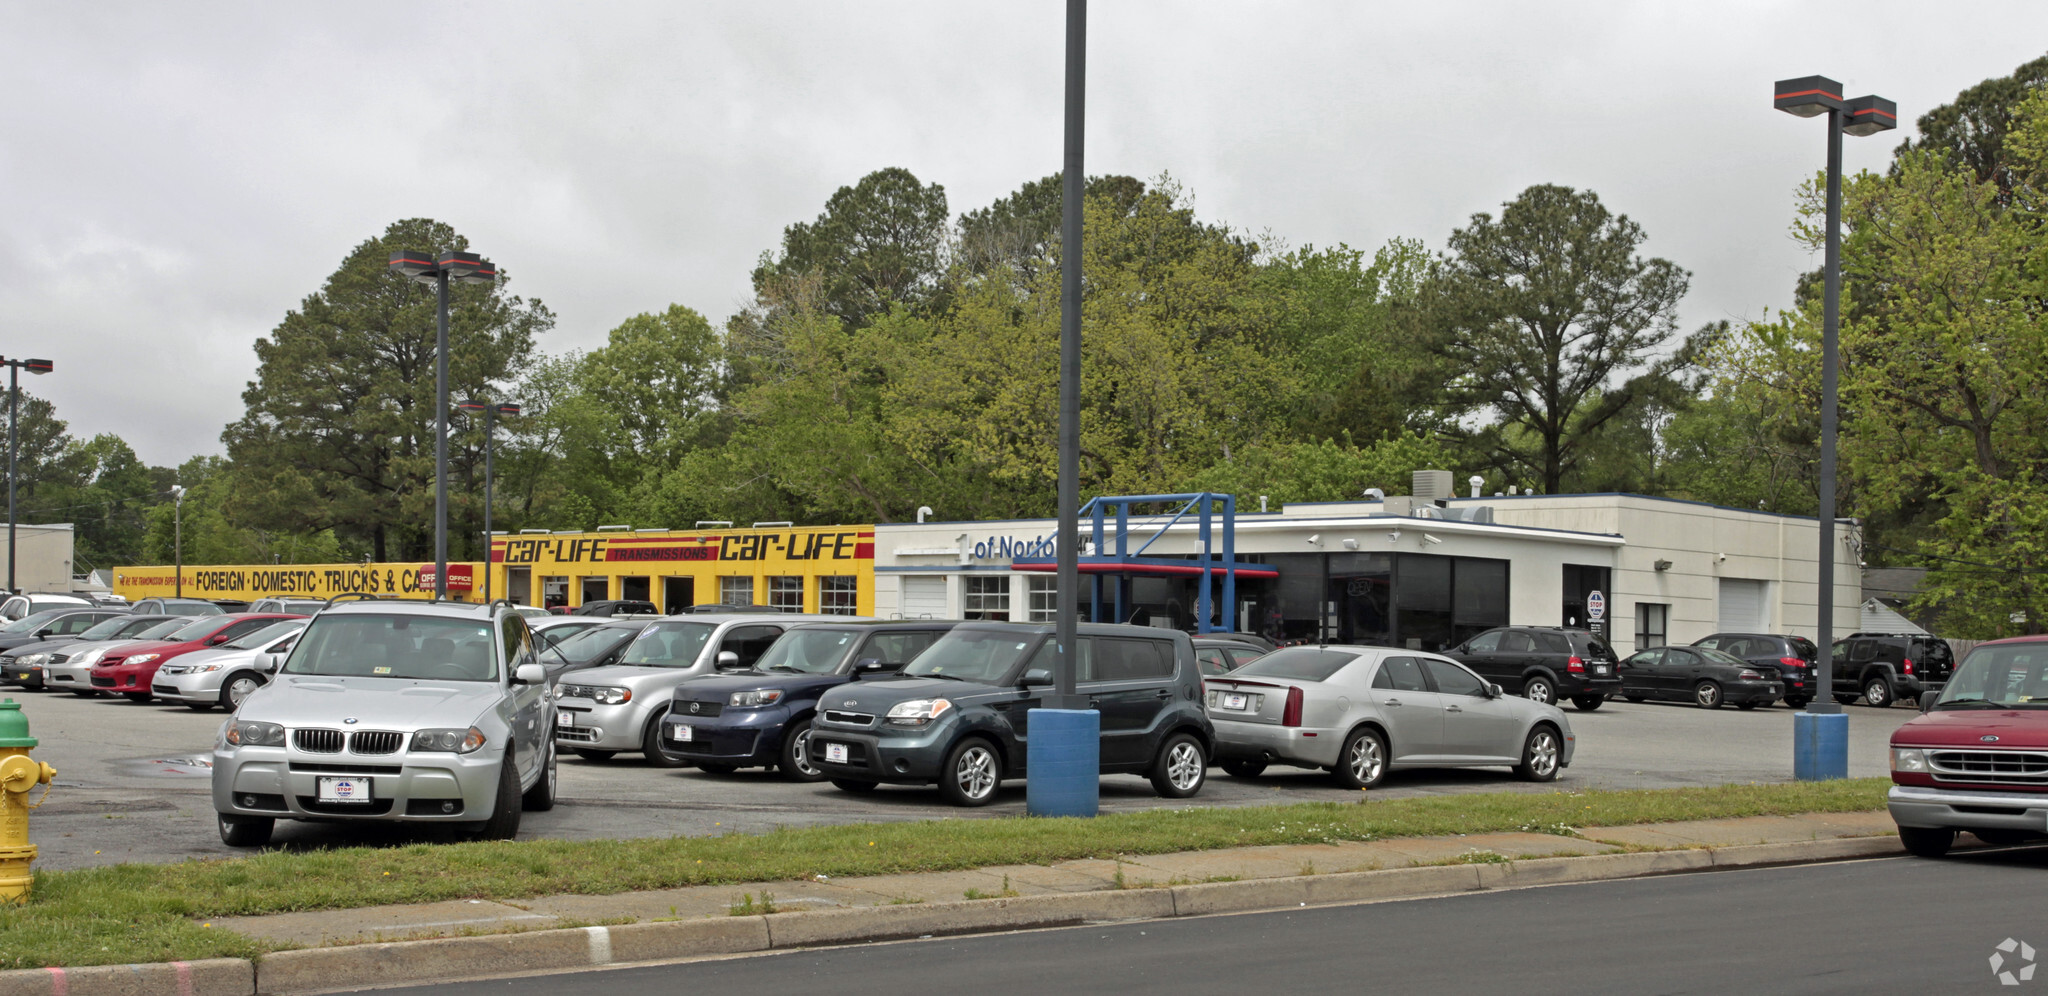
[{"xmin": 869, "ymin": 491, "xmax": 1860, "ymax": 656}]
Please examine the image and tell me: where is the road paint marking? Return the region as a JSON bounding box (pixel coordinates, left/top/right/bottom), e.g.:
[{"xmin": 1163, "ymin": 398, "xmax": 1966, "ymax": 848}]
[
  {"xmin": 173, "ymin": 960, "xmax": 193, "ymax": 996},
  {"xmin": 585, "ymin": 925, "xmax": 612, "ymax": 965},
  {"xmin": 44, "ymin": 967, "xmax": 65, "ymax": 996}
]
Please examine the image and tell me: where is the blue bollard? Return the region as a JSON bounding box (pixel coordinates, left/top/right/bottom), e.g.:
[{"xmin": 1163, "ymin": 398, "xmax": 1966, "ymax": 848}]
[
  {"xmin": 1792, "ymin": 711, "xmax": 1850, "ymax": 780},
  {"xmin": 1026, "ymin": 709, "xmax": 1100, "ymax": 817}
]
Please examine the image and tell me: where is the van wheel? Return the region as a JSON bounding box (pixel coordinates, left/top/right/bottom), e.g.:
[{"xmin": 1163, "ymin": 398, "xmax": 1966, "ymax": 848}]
[
  {"xmin": 217, "ymin": 814, "xmax": 273, "ymax": 847},
  {"xmin": 1149, "ymin": 733, "xmax": 1207, "ymax": 798},
  {"xmin": 939, "ymin": 738, "xmax": 1002, "ymax": 807},
  {"xmin": 1332, "ymin": 728, "xmax": 1387, "ymax": 790},
  {"xmin": 1863, "ymin": 676, "xmax": 1895, "ymax": 708},
  {"xmin": 1897, "ymin": 825, "xmax": 1954, "ymax": 858}
]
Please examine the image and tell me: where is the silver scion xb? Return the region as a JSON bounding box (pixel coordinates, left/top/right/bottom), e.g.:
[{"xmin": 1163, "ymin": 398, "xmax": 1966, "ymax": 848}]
[
  {"xmin": 154, "ymin": 619, "xmax": 308, "ymax": 711},
  {"xmin": 211, "ymin": 599, "xmax": 555, "ymax": 846},
  {"xmin": 553, "ymin": 613, "xmax": 869, "ymax": 765},
  {"xmin": 1207, "ymin": 646, "xmax": 1575, "ymax": 788}
]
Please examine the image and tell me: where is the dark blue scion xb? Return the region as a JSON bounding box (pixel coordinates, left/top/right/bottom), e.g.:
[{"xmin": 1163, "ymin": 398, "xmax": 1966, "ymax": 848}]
[{"xmin": 661, "ymin": 621, "xmax": 957, "ymax": 780}]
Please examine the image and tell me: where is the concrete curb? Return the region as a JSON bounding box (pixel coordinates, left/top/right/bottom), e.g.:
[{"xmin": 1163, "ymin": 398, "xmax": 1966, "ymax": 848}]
[{"xmin": 0, "ymin": 835, "xmax": 1908, "ymax": 995}]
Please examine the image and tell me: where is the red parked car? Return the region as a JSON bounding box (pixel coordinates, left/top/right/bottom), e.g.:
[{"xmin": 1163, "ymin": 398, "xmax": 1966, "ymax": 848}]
[
  {"xmin": 91, "ymin": 613, "xmax": 305, "ymax": 703},
  {"xmin": 1888, "ymin": 634, "xmax": 2048, "ymax": 856}
]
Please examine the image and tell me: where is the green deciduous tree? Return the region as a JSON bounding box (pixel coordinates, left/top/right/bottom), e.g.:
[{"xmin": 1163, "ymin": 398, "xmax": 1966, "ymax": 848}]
[
  {"xmin": 751, "ymin": 167, "xmax": 951, "ymax": 329},
  {"xmin": 1185, "ymin": 432, "xmax": 1453, "ymax": 506}
]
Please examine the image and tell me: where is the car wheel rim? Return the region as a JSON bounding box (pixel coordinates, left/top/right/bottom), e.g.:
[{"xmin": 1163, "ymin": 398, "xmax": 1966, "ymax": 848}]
[
  {"xmin": 1697, "ymin": 685, "xmax": 1717, "ymax": 706},
  {"xmin": 1526, "ymin": 682, "xmax": 1551, "ymax": 704},
  {"xmin": 1167, "ymin": 742, "xmax": 1203, "ymax": 790},
  {"xmin": 1349, "ymin": 735, "xmax": 1383, "ymax": 783},
  {"xmin": 1867, "ymin": 681, "xmax": 1885, "ymax": 703},
  {"xmin": 791, "ymin": 729, "xmax": 819, "ymax": 776},
  {"xmin": 227, "ymin": 678, "xmax": 258, "ymax": 707},
  {"xmin": 957, "ymin": 746, "xmax": 996, "ymax": 800},
  {"xmin": 546, "ymin": 744, "xmax": 557, "ymax": 798},
  {"xmin": 1529, "ymin": 732, "xmax": 1558, "ymax": 776}
]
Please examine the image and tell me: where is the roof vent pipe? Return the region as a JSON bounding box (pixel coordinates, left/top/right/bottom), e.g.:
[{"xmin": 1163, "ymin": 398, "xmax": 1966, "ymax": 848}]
[
  {"xmin": 1469, "ymin": 475, "xmax": 1484, "ymax": 498},
  {"xmin": 917, "ymin": 506, "xmax": 933, "ymax": 523},
  {"xmin": 1258, "ymin": 495, "xmax": 1268, "ymax": 513},
  {"xmin": 1363, "ymin": 488, "xmax": 1385, "ymax": 502}
]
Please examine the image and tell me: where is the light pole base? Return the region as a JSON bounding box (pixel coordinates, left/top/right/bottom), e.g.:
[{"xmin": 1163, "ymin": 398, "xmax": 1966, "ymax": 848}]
[
  {"xmin": 1793, "ymin": 711, "xmax": 1850, "ymax": 781},
  {"xmin": 1026, "ymin": 708, "xmax": 1099, "ymax": 818}
]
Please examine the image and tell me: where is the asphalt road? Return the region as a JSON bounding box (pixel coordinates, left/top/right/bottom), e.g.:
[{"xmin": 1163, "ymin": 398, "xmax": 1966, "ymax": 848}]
[
  {"xmin": 395, "ymin": 849, "xmax": 2048, "ymax": 995},
  {"xmin": 10, "ymin": 687, "xmax": 1915, "ymax": 870}
]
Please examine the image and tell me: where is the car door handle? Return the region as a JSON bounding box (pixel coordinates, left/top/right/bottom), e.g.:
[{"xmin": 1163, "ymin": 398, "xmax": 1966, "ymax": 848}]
[
  {"xmin": 1384, "ymin": 698, "xmax": 1403, "ymax": 707},
  {"xmin": 1445, "ymin": 704, "xmax": 1463, "ymax": 713}
]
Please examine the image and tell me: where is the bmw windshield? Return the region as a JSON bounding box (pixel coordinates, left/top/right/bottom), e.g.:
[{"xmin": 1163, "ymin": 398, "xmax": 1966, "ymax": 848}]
[{"xmin": 283, "ymin": 614, "xmax": 499, "ymax": 681}]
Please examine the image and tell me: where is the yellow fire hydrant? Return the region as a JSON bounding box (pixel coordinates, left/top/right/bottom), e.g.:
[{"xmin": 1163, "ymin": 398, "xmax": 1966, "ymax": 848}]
[{"xmin": 0, "ymin": 698, "xmax": 57, "ymax": 904}]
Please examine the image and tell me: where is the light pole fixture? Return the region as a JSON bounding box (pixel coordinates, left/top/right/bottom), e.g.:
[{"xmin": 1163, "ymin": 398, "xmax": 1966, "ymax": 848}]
[
  {"xmin": 457, "ymin": 399, "xmax": 521, "ymax": 603},
  {"xmin": 170, "ymin": 484, "xmax": 186, "ymax": 597},
  {"xmin": 1, "ymin": 357, "xmax": 53, "ymax": 594},
  {"xmin": 1774, "ymin": 75, "xmax": 1894, "ymax": 780},
  {"xmin": 388, "ymin": 250, "xmax": 497, "ymax": 599}
]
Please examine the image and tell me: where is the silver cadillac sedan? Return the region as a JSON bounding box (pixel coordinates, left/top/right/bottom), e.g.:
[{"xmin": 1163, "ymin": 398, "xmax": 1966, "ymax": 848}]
[
  {"xmin": 211, "ymin": 599, "xmax": 554, "ymax": 846},
  {"xmin": 1206, "ymin": 645, "xmax": 1574, "ymax": 788},
  {"xmin": 154, "ymin": 618, "xmax": 307, "ymax": 711}
]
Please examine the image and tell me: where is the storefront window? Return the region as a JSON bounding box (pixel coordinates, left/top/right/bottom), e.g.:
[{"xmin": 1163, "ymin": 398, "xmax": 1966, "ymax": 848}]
[
  {"xmin": 768, "ymin": 576, "xmax": 804, "ymax": 613},
  {"xmin": 719, "ymin": 576, "xmax": 754, "ymax": 607},
  {"xmin": 820, "ymin": 576, "xmax": 858, "ymax": 615},
  {"xmin": 964, "ymin": 576, "xmax": 1011, "ymax": 621},
  {"xmin": 1027, "ymin": 575, "xmax": 1058, "ymax": 622}
]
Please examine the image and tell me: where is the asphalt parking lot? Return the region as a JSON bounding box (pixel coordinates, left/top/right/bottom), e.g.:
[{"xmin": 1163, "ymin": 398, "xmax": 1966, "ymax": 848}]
[{"xmin": 9, "ymin": 688, "xmax": 1914, "ymax": 871}]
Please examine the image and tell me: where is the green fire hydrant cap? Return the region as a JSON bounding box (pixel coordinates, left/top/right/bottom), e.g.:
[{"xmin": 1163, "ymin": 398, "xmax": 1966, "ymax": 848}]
[{"xmin": 0, "ymin": 699, "xmax": 35, "ymax": 748}]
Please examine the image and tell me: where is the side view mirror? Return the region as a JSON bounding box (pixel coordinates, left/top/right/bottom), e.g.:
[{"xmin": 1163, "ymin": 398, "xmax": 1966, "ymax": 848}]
[
  {"xmin": 34, "ymin": 628, "xmax": 54, "ymax": 639},
  {"xmin": 209, "ymin": 633, "xmax": 232, "ymax": 645},
  {"xmin": 1020, "ymin": 668, "xmax": 1053, "ymax": 688},
  {"xmin": 715, "ymin": 650, "xmax": 742, "ymax": 669},
  {"xmin": 514, "ymin": 663, "xmax": 546, "ymax": 685},
  {"xmin": 1485, "ymin": 683, "xmax": 1503, "ymax": 699},
  {"xmin": 853, "ymin": 657, "xmax": 903, "ymax": 674},
  {"xmin": 1919, "ymin": 690, "xmax": 1939, "ymax": 713},
  {"xmin": 258, "ymin": 654, "xmax": 281, "ymax": 674}
]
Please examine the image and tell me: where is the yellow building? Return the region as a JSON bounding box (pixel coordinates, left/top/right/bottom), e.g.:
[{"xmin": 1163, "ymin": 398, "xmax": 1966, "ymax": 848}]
[
  {"xmin": 112, "ymin": 562, "xmax": 486, "ymax": 603},
  {"xmin": 490, "ymin": 525, "xmax": 875, "ymax": 615}
]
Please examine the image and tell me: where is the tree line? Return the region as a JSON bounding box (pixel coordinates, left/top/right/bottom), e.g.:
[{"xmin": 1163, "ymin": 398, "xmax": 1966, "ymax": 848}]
[{"xmin": 17, "ymin": 55, "xmax": 2046, "ymax": 638}]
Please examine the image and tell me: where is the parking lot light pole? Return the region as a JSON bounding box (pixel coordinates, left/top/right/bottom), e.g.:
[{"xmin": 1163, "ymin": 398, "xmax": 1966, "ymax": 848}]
[
  {"xmin": 2, "ymin": 357, "xmax": 53, "ymax": 593},
  {"xmin": 1774, "ymin": 76, "xmax": 1894, "ymax": 779},
  {"xmin": 171, "ymin": 485, "xmax": 185, "ymax": 597},
  {"xmin": 457, "ymin": 399, "xmax": 520, "ymax": 603},
  {"xmin": 388, "ymin": 251, "xmax": 497, "ymax": 599}
]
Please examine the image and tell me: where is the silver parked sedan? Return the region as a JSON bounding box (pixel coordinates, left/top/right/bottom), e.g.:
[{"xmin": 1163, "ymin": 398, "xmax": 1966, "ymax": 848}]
[
  {"xmin": 154, "ymin": 619, "xmax": 308, "ymax": 711},
  {"xmin": 1206, "ymin": 646, "xmax": 1574, "ymax": 788},
  {"xmin": 37, "ymin": 616, "xmax": 195, "ymax": 694},
  {"xmin": 211, "ymin": 599, "xmax": 555, "ymax": 846}
]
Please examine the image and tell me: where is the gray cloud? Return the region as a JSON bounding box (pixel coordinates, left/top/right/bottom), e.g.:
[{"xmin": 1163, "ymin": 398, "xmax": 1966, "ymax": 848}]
[{"xmin": 2, "ymin": 2, "xmax": 2040, "ymax": 467}]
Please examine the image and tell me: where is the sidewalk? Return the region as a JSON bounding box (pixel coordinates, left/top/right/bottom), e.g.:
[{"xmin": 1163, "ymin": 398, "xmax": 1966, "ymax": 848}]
[{"xmin": 0, "ymin": 810, "xmax": 1908, "ymax": 996}]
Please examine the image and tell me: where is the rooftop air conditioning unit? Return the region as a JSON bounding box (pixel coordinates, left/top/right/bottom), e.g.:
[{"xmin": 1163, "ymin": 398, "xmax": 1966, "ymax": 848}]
[{"xmin": 1412, "ymin": 470, "xmax": 1454, "ymax": 500}]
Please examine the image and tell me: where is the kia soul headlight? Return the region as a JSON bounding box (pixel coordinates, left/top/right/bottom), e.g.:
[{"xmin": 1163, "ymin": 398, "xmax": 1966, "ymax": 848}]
[
  {"xmin": 728, "ymin": 689, "xmax": 785, "ymax": 707},
  {"xmin": 885, "ymin": 698, "xmax": 953, "ymax": 726}
]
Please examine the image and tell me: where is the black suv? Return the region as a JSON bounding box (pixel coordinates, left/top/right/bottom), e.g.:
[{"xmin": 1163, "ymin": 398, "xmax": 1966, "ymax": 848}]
[
  {"xmin": 1829, "ymin": 632, "xmax": 1954, "ymax": 708},
  {"xmin": 808, "ymin": 622, "xmax": 1214, "ymax": 806},
  {"xmin": 1444, "ymin": 626, "xmax": 1622, "ymax": 711},
  {"xmin": 1692, "ymin": 633, "xmax": 1819, "ymax": 708}
]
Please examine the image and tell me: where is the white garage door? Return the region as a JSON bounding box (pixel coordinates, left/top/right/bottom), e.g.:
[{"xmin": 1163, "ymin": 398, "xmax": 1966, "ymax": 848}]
[
  {"xmin": 1718, "ymin": 578, "xmax": 1769, "ymax": 632},
  {"xmin": 900, "ymin": 576, "xmax": 948, "ymax": 619}
]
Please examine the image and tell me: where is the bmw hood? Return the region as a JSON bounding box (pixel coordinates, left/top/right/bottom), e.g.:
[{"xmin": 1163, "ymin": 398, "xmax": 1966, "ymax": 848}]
[{"xmin": 241, "ymin": 676, "xmax": 507, "ymax": 730}]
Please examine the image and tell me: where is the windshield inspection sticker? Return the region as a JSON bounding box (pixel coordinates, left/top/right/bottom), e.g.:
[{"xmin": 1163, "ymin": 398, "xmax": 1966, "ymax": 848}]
[{"xmin": 373, "ymin": 666, "xmax": 392, "ymax": 675}]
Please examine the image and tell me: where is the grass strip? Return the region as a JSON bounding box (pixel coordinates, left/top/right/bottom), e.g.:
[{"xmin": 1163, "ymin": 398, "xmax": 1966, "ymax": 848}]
[{"xmin": 3, "ymin": 778, "xmax": 1888, "ymax": 969}]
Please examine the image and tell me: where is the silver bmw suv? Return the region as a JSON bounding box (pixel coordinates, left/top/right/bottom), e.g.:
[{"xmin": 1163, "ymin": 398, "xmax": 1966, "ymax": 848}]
[{"xmin": 210, "ymin": 598, "xmax": 555, "ymax": 846}]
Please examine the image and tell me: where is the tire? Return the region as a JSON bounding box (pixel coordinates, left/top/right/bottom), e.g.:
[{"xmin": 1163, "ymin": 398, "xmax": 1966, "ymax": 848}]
[
  {"xmin": 1570, "ymin": 696, "xmax": 1603, "ymax": 711},
  {"xmin": 1522, "ymin": 677, "xmax": 1556, "ymax": 706},
  {"xmin": 1897, "ymin": 825, "xmax": 1954, "ymax": 858},
  {"xmin": 217, "ymin": 813, "xmax": 273, "ymax": 848},
  {"xmin": 1515, "ymin": 725, "xmax": 1563, "ymax": 782},
  {"xmin": 1833, "ymin": 694, "xmax": 1859, "ymax": 706},
  {"xmin": 1331, "ymin": 727, "xmax": 1388, "ymax": 790},
  {"xmin": 1736, "ymin": 701, "xmax": 1760, "ymax": 711},
  {"xmin": 641, "ymin": 708, "xmax": 690, "ymax": 768},
  {"xmin": 1785, "ymin": 697, "xmax": 1810, "ymax": 709},
  {"xmin": 1863, "ymin": 676, "xmax": 1895, "ymax": 708},
  {"xmin": 830, "ymin": 777, "xmax": 880, "ymax": 793},
  {"xmin": 476, "ymin": 749, "xmax": 523, "ymax": 840},
  {"xmin": 1219, "ymin": 758, "xmax": 1268, "ymax": 779},
  {"xmin": 1624, "ymin": 696, "xmax": 1647, "ymax": 703},
  {"xmin": 696, "ymin": 764, "xmax": 739, "ymax": 775},
  {"xmin": 938, "ymin": 737, "xmax": 1002, "ymax": 807},
  {"xmin": 778, "ymin": 719, "xmax": 826, "ymax": 782},
  {"xmin": 1149, "ymin": 733, "xmax": 1207, "ymax": 799},
  {"xmin": 185, "ymin": 703, "xmax": 215, "ymax": 712},
  {"xmin": 124, "ymin": 692, "xmax": 151, "ymax": 704},
  {"xmin": 1693, "ymin": 681, "xmax": 1724, "ymax": 709},
  {"xmin": 521, "ymin": 740, "xmax": 557, "ymax": 812},
  {"xmin": 573, "ymin": 749, "xmax": 617, "ymax": 762},
  {"xmin": 221, "ymin": 673, "xmax": 265, "ymax": 710}
]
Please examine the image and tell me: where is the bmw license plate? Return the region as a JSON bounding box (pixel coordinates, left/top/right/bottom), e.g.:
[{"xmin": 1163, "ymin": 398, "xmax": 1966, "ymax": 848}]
[
  {"xmin": 1222, "ymin": 692, "xmax": 1249, "ymax": 710},
  {"xmin": 316, "ymin": 776, "xmax": 372, "ymax": 804},
  {"xmin": 669, "ymin": 723, "xmax": 693, "ymax": 742},
  {"xmin": 824, "ymin": 742, "xmax": 849, "ymax": 764}
]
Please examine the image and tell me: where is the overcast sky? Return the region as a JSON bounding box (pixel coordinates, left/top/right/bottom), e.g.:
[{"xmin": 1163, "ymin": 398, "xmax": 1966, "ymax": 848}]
[{"xmin": 3, "ymin": 2, "xmax": 2042, "ymax": 469}]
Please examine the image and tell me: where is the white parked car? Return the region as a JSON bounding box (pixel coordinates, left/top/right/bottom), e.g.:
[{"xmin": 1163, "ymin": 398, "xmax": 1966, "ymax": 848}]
[{"xmin": 154, "ymin": 619, "xmax": 309, "ymax": 711}]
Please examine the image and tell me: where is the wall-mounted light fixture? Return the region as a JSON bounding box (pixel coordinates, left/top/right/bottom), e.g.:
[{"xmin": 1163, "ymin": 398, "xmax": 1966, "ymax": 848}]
[
  {"xmin": 1654, "ymin": 559, "xmax": 1673, "ymax": 571},
  {"xmin": 1341, "ymin": 538, "xmax": 1358, "ymax": 550}
]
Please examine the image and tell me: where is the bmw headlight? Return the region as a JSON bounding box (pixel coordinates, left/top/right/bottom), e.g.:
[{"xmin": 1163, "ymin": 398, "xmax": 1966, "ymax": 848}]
[
  {"xmin": 224, "ymin": 720, "xmax": 285, "ymax": 748},
  {"xmin": 728, "ymin": 688, "xmax": 785, "ymax": 708},
  {"xmin": 560, "ymin": 683, "xmax": 631, "ymax": 705},
  {"xmin": 410, "ymin": 727, "xmax": 488, "ymax": 753},
  {"xmin": 126, "ymin": 653, "xmax": 161, "ymax": 666},
  {"xmin": 1891, "ymin": 747, "xmax": 1929, "ymax": 773},
  {"xmin": 885, "ymin": 698, "xmax": 953, "ymax": 727}
]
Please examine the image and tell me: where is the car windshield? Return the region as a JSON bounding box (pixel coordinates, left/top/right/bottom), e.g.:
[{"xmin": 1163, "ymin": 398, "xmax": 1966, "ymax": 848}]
[
  {"xmin": 615, "ymin": 621, "xmax": 716, "ymax": 668},
  {"xmin": 165, "ymin": 617, "xmax": 227, "ymax": 642},
  {"xmin": 904, "ymin": 630, "xmax": 1037, "ymax": 683},
  {"xmin": 754, "ymin": 629, "xmax": 859, "ymax": 675},
  {"xmin": 79, "ymin": 616, "xmax": 145, "ymax": 640},
  {"xmin": 225, "ymin": 620, "xmax": 302, "ymax": 650},
  {"xmin": 549, "ymin": 625, "xmax": 641, "ymax": 664},
  {"xmin": 1697, "ymin": 647, "xmax": 1749, "ymax": 667},
  {"xmin": 284, "ymin": 613, "xmax": 499, "ymax": 681},
  {"xmin": 130, "ymin": 618, "xmax": 192, "ymax": 640},
  {"xmin": 1232, "ymin": 647, "xmax": 1358, "ymax": 682},
  {"xmin": 1933, "ymin": 645, "xmax": 2048, "ymax": 709},
  {"xmin": 1, "ymin": 610, "xmax": 66, "ymax": 634}
]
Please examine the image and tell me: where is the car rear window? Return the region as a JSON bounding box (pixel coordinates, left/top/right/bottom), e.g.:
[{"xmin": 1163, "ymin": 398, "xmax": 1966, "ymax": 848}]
[
  {"xmin": 1232, "ymin": 647, "xmax": 1358, "ymax": 682},
  {"xmin": 1789, "ymin": 637, "xmax": 1818, "ymax": 659},
  {"xmin": 285, "ymin": 614, "xmax": 499, "ymax": 681}
]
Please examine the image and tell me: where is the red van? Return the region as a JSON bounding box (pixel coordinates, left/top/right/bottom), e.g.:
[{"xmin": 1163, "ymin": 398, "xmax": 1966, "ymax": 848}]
[{"xmin": 1887, "ymin": 634, "xmax": 2048, "ymax": 856}]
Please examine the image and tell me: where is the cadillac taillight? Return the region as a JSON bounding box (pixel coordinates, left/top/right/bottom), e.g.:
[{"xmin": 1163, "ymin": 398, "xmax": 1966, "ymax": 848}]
[{"xmin": 1281, "ymin": 686, "xmax": 1304, "ymax": 727}]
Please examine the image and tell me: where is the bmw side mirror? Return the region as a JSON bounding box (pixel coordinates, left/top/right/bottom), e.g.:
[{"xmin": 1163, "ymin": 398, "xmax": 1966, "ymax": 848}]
[
  {"xmin": 1919, "ymin": 690, "xmax": 1939, "ymax": 713},
  {"xmin": 1020, "ymin": 668, "xmax": 1053, "ymax": 688},
  {"xmin": 715, "ymin": 650, "xmax": 742, "ymax": 669},
  {"xmin": 514, "ymin": 663, "xmax": 546, "ymax": 685}
]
